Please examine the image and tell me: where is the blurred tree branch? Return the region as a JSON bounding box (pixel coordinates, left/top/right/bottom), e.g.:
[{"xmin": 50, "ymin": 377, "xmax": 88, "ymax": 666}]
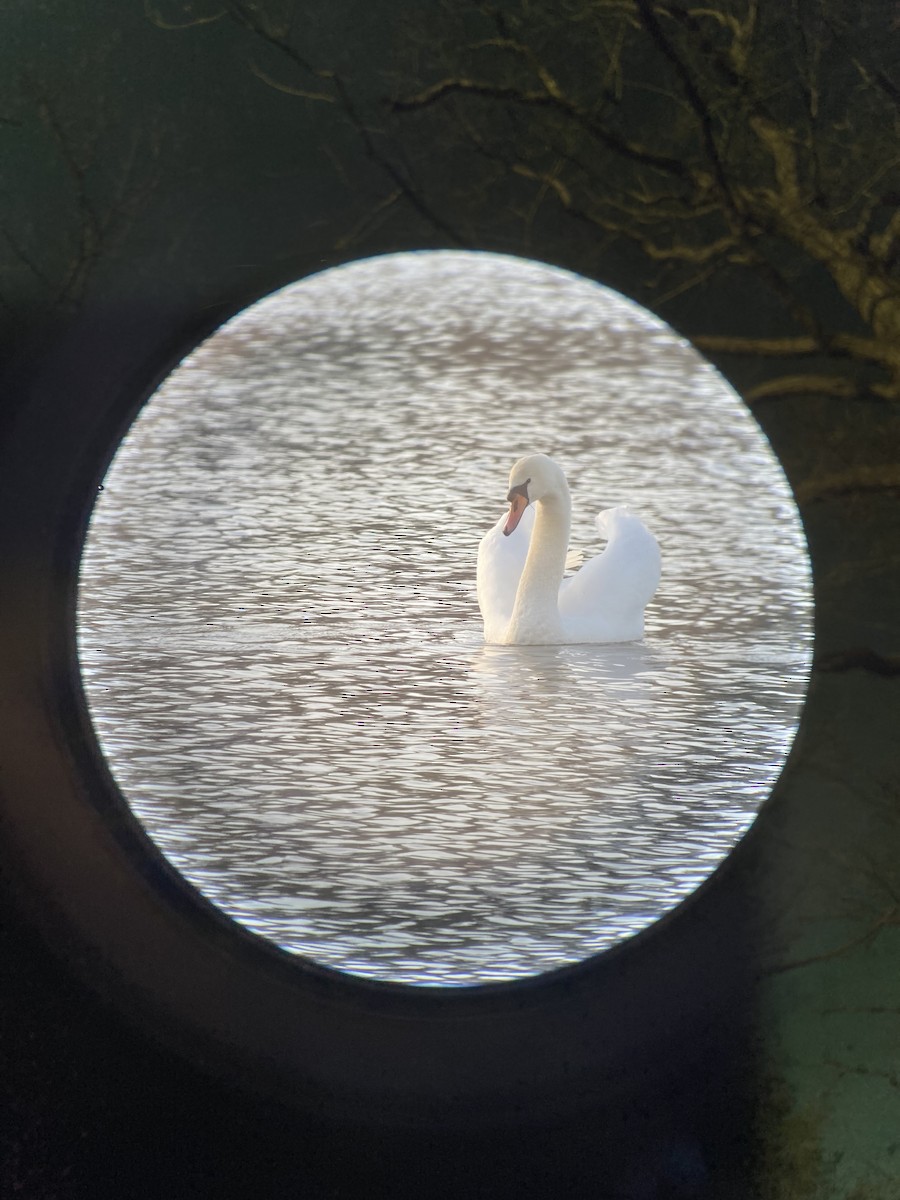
[
  {"xmin": 141, "ymin": 0, "xmax": 900, "ymax": 402},
  {"xmin": 210, "ymin": 0, "xmax": 469, "ymax": 247},
  {"xmin": 382, "ymin": 0, "xmax": 900, "ymax": 398},
  {"xmin": 0, "ymin": 69, "xmax": 162, "ymax": 316}
]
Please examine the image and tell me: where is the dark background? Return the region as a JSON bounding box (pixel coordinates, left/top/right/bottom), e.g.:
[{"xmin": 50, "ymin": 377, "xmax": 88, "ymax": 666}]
[{"xmin": 2, "ymin": 4, "xmax": 899, "ymax": 1196}]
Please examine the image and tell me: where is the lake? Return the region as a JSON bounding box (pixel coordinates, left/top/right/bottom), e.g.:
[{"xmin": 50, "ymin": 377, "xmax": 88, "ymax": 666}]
[{"xmin": 77, "ymin": 251, "xmax": 813, "ymax": 986}]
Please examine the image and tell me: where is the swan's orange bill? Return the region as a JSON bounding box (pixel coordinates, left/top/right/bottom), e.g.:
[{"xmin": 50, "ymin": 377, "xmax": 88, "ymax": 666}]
[{"xmin": 503, "ymin": 494, "xmax": 528, "ymax": 536}]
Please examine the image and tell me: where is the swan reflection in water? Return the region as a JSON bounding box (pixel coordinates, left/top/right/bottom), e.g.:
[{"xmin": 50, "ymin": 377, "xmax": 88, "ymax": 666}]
[
  {"xmin": 465, "ymin": 633, "xmax": 764, "ymax": 902},
  {"xmin": 478, "ymin": 454, "xmax": 661, "ymax": 645}
]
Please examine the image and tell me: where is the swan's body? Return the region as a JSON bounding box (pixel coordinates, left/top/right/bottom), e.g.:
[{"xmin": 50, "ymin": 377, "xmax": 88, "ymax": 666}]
[{"xmin": 476, "ymin": 454, "xmax": 661, "ymax": 645}]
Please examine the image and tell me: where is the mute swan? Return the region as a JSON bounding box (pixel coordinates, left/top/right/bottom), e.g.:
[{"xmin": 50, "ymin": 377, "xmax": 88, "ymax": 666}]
[{"xmin": 476, "ymin": 453, "xmax": 661, "ymax": 645}]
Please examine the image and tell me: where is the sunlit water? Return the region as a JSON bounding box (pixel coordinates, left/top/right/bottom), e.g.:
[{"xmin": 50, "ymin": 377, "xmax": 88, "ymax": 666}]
[{"xmin": 78, "ymin": 252, "xmax": 812, "ymax": 986}]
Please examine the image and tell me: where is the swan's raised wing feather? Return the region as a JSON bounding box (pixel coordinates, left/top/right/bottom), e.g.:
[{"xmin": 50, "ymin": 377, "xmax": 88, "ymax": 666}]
[
  {"xmin": 559, "ymin": 507, "xmax": 661, "ymax": 637},
  {"xmin": 564, "ymin": 546, "xmax": 584, "ymax": 573}
]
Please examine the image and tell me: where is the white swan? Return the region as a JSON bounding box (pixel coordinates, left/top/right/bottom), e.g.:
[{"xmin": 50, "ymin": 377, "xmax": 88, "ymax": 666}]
[{"xmin": 476, "ymin": 453, "xmax": 661, "ymax": 645}]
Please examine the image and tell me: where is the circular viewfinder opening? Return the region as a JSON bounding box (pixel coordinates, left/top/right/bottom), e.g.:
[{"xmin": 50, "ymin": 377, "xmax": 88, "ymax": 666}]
[{"xmin": 77, "ymin": 251, "xmax": 813, "ymax": 986}]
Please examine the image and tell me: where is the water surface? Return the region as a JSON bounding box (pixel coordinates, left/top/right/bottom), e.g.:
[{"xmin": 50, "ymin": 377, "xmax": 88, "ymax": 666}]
[{"xmin": 78, "ymin": 252, "xmax": 812, "ymax": 985}]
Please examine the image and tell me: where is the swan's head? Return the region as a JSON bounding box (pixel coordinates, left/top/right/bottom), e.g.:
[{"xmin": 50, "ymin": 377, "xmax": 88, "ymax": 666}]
[{"xmin": 503, "ymin": 453, "xmax": 568, "ymax": 536}]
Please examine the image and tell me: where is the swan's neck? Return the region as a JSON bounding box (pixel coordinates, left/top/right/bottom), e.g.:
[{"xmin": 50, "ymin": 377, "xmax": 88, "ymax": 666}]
[{"xmin": 505, "ymin": 492, "xmax": 570, "ymax": 643}]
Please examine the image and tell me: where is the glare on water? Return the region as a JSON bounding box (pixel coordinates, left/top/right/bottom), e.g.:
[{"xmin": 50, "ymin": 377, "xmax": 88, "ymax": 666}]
[{"xmin": 77, "ymin": 252, "xmax": 813, "ymax": 986}]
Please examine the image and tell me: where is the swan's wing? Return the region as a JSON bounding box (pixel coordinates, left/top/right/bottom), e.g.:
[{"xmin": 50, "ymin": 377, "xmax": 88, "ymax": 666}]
[
  {"xmin": 476, "ymin": 504, "xmax": 534, "ymax": 642},
  {"xmin": 559, "ymin": 507, "xmax": 661, "ymax": 631},
  {"xmin": 564, "ymin": 546, "xmax": 584, "ymax": 573}
]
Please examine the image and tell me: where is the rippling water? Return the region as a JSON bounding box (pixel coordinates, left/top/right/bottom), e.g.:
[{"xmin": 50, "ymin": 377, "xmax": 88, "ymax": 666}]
[{"xmin": 78, "ymin": 252, "xmax": 813, "ymax": 985}]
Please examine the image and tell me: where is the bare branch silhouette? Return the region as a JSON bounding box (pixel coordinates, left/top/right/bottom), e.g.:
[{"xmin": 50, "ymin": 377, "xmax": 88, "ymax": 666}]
[
  {"xmin": 1, "ymin": 71, "xmax": 162, "ymax": 317},
  {"xmin": 383, "ymin": 0, "xmax": 900, "ymax": 397}
]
